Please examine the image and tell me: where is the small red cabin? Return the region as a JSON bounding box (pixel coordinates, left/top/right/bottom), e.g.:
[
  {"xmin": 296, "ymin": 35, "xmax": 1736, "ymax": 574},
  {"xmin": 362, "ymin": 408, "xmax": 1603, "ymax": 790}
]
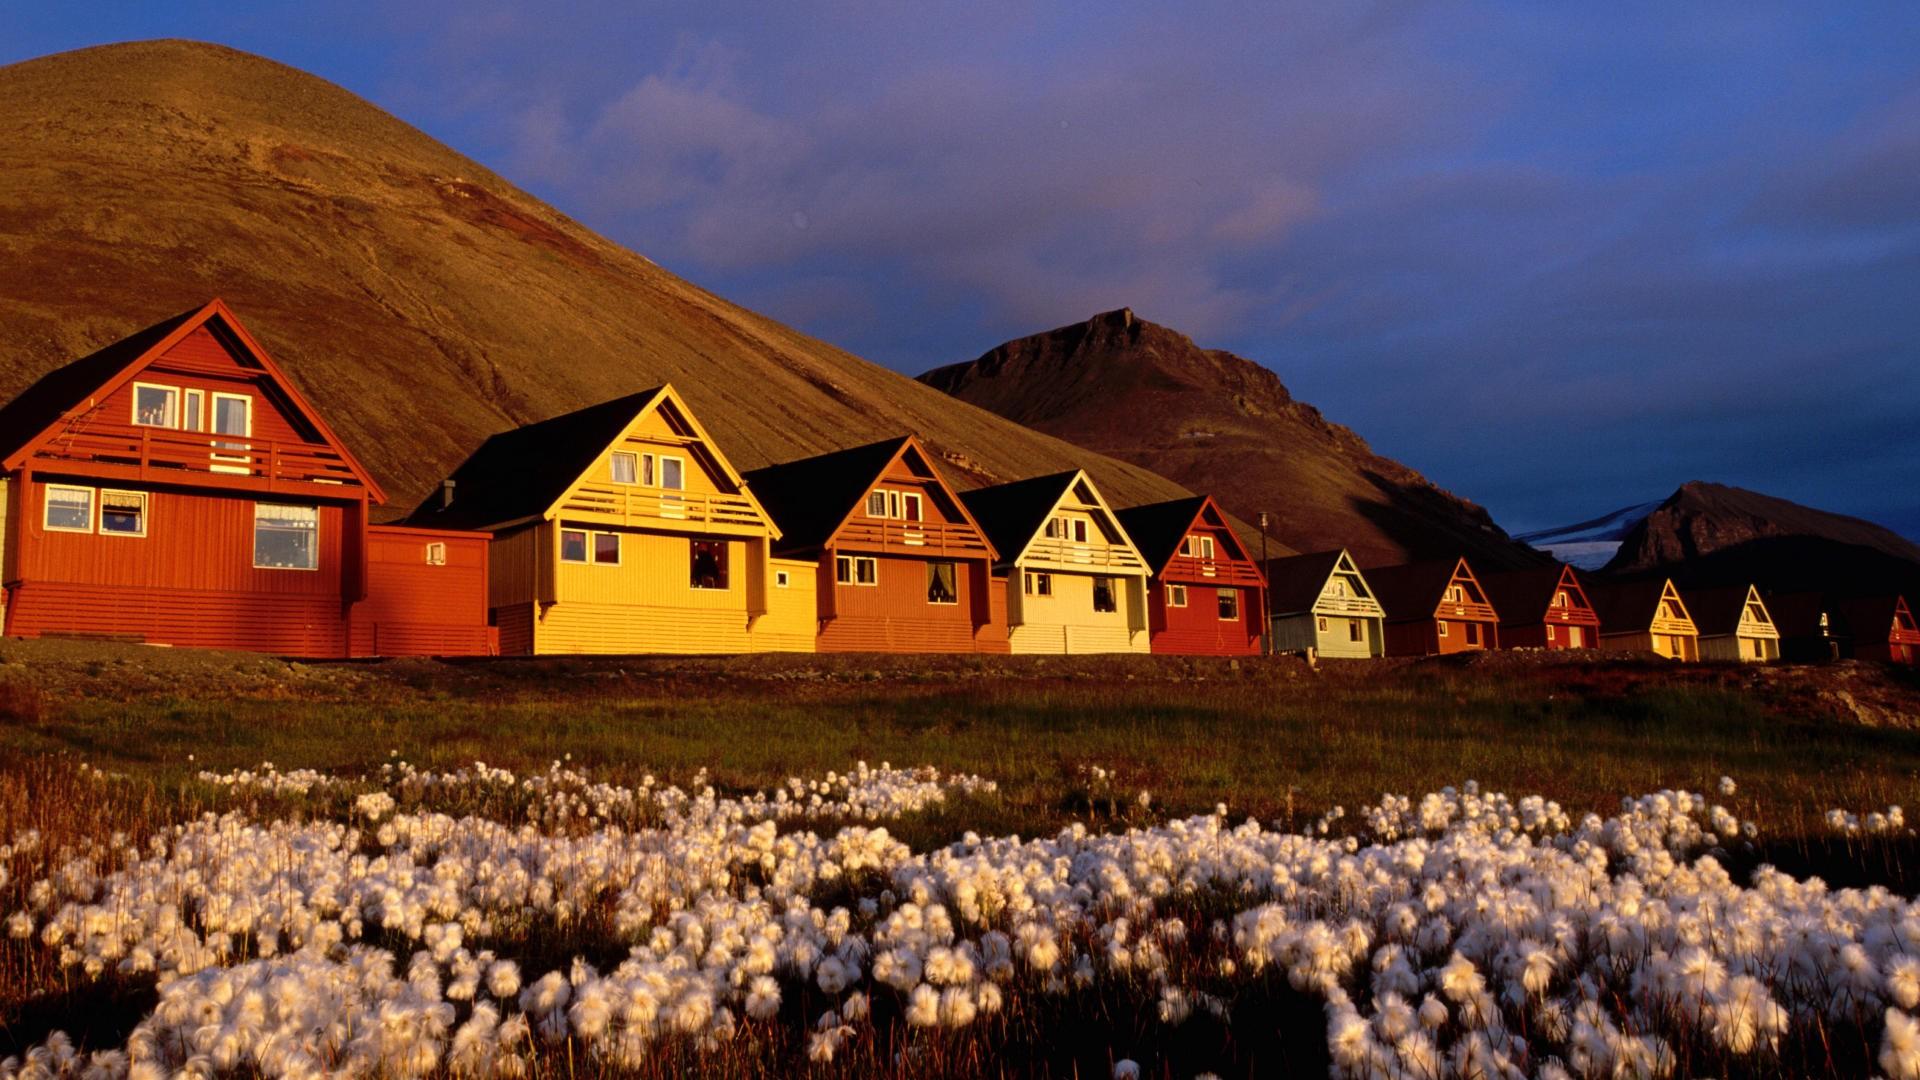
[
  {"xmin": 0, "ymin": 301, "xmax": 493, "ymax": 657},
  {"xmin": 1838, "ymin": 595, "xmax": 1920, "ymax": 665},
  {"xmin": 744, "ymin": 436, "xmax": 1009, "ymax": 653},
  {"xmin": 1482, "ymin": 564, "xmax": 1601, "ymax": 650},
  {"xmin": 1115, "ymin": 496, "xmax": 1266, "ymax": 655},
  {"xmin": 1366, "ymin": 557, "xmax": 1500, "ymax": 656}
]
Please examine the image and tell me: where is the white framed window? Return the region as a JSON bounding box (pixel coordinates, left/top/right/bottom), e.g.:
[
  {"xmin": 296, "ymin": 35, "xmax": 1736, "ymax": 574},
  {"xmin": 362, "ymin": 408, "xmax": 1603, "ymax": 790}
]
[
  {"xmin": 836, "ymin": 555, "xmax": 878, "ymax": 586},
  {"xmin": 44, "ymin": 485, "xmax": 95, "ymax": 532},
  {"xmin": 1437, "ymin": 620, "xmax": 1450, "ymax": 638},
  {"xmin": 1554, "ymin": 590, "xmax": 1569, "ymax": 608},
  {"xmin": 866, "ymin": 490, "xmax": 925, "ymax": 521},
  {"xmin": 1046, "ymin": 516, "xmax": 1088, "ymax": 543},
  {"xmin": 99, "ymin": 490, "xmax": 147, "ymax": 537},
  {"xmin": 901, "ymin": 492, "xmax": 922, "ymax": 522},
  {"xmin": 927, "ymin": 561, "xmax": 958, "ymax": 604},
  {"xmin": 253, "ymin": 504, "xmax": 318, "ymax": 570},
  {"xmin": 1024, "ymin": 571, "xmax": 1052, "ymax": 597},
  {"xmin": 131, "ymin": 383, "xmax": 179, "ymax": 428},
  {"xmin": 1546, "ymin": 624, "xmax": 1557, "ymax": 641},
  {"xmin": 1092, "ymin": 576, "xmax": 1118, "ymax": 613},
  {"xmin": 610, "ymin": 451, "xmax": 639, "ymax": 485},
  {"xmin": 1330, "ymin": 578, "xmax": 1349, "ymax": 598},
  {"xmin": 210, "ymin": 393, "xmax": 253, "ymax": 474},
  {"xmin": 592, "ymin": 532, "xmax": 621, "ymax": 565},
  {"xmin": 1317, "ymin": 615, "xmax": 1329, "ymax": 632},
  {"xmin": 1184, "ymin": 535, "xmax": 1215, "ymax": 559},
  {"xmin": 1446, "ymin": 585, "xmax": 1464, "ymax": 603},
  {"xmin": 1217, "ymin": 589, "xmax": 1239, "ymax": 620},
  {"xmin": 1348, "ymin": 620, "xmax": 1364, "ymax": 642},
  {"xmin": 183, "ymin": 389, "xmax": 205, "ymax": 432},
  {"xmin": 1167, "ymin": 584, "xmax": 1188, "ymax": 607},
  {"xmin": 560, "ymin": 529, "xmax": 589, "ymax": 563},
  {"xmin": 658, "ymin": 456, "xmax": 685, "ymax": 490},
  {"xmin": 867, "ymin": 491, "xmax": 888, "ymax": 517},
  {"xmin": 425, "ymin": 542, "xmax": 447, "ymax": 566},
  {"xmin": 775, "ymin": 570, "xmax": 791, "ymax": 588},
  {"xmin": 1072, "ymin": 519, "xmax": 1088, "ymax": 543}
]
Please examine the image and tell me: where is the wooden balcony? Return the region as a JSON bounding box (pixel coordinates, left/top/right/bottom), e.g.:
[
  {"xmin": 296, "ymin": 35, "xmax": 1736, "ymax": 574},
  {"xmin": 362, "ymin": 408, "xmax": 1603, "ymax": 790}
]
[
  {"xmin": 1162, "ymin": 554, "xmax": 1264, "ymax": 587},
  {"xmin": 1313, "ymin": 594, "xmax": 1385, "ymax": 617},
  {"xmin": 30, "ymin": 423, "xmax": 360, "ymax": 496},
  {"xmin": 559, "ymin": 483, "xmax": 765, "ymax": 533},
  {"xmin": 1024, "ymin": 538, "xmax": 1148, "ymax": 573},
  {"xmin": 836, "ymin": 518, "xmax": 992, "ymax": 558},
  {"xmin": 1435, "ymin": 600, "xmax": 1499, "ymax": 622}
]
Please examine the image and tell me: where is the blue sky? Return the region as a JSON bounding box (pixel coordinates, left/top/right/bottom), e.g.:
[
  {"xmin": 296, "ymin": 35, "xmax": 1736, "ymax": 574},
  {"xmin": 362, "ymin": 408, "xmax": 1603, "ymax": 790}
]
[{"xmin": 5, "ymin": 2, "xmax": 1918, "ymax": 537}]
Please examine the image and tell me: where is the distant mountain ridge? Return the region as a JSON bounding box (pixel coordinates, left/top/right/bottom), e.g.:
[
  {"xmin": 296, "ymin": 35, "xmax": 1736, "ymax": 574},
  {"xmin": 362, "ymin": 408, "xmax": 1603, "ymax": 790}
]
[
  {"xmin": 1606, "ymin": 482, "xmax": 1920, "ymax": 573},
  {"xmin": 919, "ymin": 308, "xmax": 1548, "ymax": 569},
  {"xmin": 1516, "ymin": 501, "xmax": 1663, "ymax": 570},
  {"xmin": 0, "ymin": 41, "xmax": 1195, "ymax": 518}
]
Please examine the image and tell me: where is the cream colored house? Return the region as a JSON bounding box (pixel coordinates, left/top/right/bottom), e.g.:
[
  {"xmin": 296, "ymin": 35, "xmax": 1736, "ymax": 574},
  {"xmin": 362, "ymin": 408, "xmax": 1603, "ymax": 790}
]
[
  {"xmin": 1688, "ymin": 584, "xmax": 1781, "ymax": 662},
  {"xmin": 961, "ymin": 470, "xmax": 1150, "ymax": 654},
  {"xmin": 1264, "ymin": 548, "xmax": 1385, "ymax": 658}
]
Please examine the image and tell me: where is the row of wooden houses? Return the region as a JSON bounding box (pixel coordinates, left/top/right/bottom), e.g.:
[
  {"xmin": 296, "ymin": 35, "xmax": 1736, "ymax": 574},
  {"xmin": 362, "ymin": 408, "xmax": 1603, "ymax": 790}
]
[{"xmin": 2, "ymin": 302, "xmax": 1914, "ymax": 667}]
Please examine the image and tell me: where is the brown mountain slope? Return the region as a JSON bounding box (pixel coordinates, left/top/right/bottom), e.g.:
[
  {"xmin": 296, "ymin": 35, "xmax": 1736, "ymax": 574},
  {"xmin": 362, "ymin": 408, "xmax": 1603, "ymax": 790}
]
[
  {"xmin": 0, "ymin": 41, "xmax": 1192, "ymax": 517},
  {"xmin": 1605, "ymin": 481, "xmax": 1920, "ymax": 586},
  {"xmin": 919, "ymin": 308, "xmax": 1547, "ymax": 569}
]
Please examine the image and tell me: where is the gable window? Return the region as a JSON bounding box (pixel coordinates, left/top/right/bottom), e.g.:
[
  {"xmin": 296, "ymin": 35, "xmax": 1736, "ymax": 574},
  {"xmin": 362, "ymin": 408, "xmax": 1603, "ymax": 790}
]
[
  {"xmin": 425, "ymin": 542, "xmax": 447, "ymax": 566},
  {"xmin": 867, "ymin": 491, "xmax": 888, "ymax": 517},
  {"xmin": 45, "ymin": 485, "xmax": 95, "ymax": 532},
  {"xmin": 1024, "ymin": 571, "xmax": 1052, "ymax": 597},
  {"xmin": 1183, "ymin": 535, "xmax": 1216, "ymax": 560},
  {"xmin": 1045, "ymin": 517, "xmax": 1088, "ymax": 543},
  {"xmin": 183, "ymin": 389, "xmax": 205, "ymax": 432},
  {"xmin": 1217, "ymin": 589, "xmax": 1239, "ymax": 620},
  {"xmin": 868, "ymin": 490, "xmax": 925, "ymax": 520},
  {"xmin": 100, "ymin": 491, "xmax": 147, "ymax": 537},
  {"xmin": 1092, "ymin": 576, "xmax": 1118, "ymax": 613},
  {"xmin": 658, "ymin": 456, "xmax": 686, "ymax": 490},
  {"xmin": 1330, "ymin": 578, "xmax": 1349, "ymax": 598},
  {"xmin": 610, "ymin": 452, "xmax": 639, "ymax": 485},
  {"xmin": 593, "ymin": 532, "xmax": 622, "ymax": 565},
  {"xmin": 927, "ymin": 561, "xmax": 958, "ymax": 604},
  {"xmin": 902, "ymin": 492, "xmax": 922, "ymax": 522},
  {"xmin": 1446, "ymin": 585, "xmax": 1465, "ymax": 604},
  {"xmin": 210, "ymin": 394, "xmax": 253, "ymax": 474},
  {"xmin": 1554, "ymin": 590, "xmax": 1569, "ymax": 608},
  {"xmin": 1072, "ymin": 519, "xmax": 1089, "ymax": 543},
  {"xmin": 253, "ymin": 504, "xmax": 318, "ymax": 570},
  {"xmin": 690, "ymin": 539, "xmax": 729, "ymax": 590},
  {"xmin": 560, "ymin": 529, "xmax": 589, "ymax": 563},
  {"xmin": 836, "ymin": 555, "xmax": 878, "ymax": 586},
  {"xmin": 132, "ymin": 383, "xmax": 179, "ymax": 428},
  {"xmin": 1660, "ymin": 601, "xmax": 1677, "ymax": 619},
  {"xmin": 1167, "ymin": 584, "xmax": 1189, "ymax": 607}
]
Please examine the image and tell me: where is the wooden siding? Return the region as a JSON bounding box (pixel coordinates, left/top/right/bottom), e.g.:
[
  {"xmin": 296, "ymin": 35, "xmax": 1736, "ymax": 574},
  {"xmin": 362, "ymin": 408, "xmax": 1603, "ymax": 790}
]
[
  {"xmin": 1005, "ymin": 571, "xmax": 1149, "ymax": 654},
  {"xmin": 7, "ymin": 581, "xmax": 345, "ymax": 655},
  {"xmin": 537, "ymin": 601, "xmax": 751, "ymax": 655},
  {"xmin": 349, "ymin": 526, "xmax": 494, "ymax": 657},
  {"xmin": 1601, "ymin": 629, "xmax": 1700, "ymax": 661},
  {"xmin": 1148, "ymin": 583, "xmax": 1262, "ymax": 655},
  {"xmin": 755, "ymin": 558, "xmax": 818, "ymax": 653},
  {"xmin": 493, "ymin": 602, "xmax": 536, "ymax": 656},
  {"xmin": 817, "ymin": 554, "xmax": 995, "ymax": 653},
  {"xmin": 525, "ymin": 528, "xmax": 771, "ymax": 654},
  {"xmin": 487, "ymin": 526, "xmax": 540, "ymax": 608},
  {"xmin": 1272, "ymin": 612, "xmax": 1383, "ymax": 658}
]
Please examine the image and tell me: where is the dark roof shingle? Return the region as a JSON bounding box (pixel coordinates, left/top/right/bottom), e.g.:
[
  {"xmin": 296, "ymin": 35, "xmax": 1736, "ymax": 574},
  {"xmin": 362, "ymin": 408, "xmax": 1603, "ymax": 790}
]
[
  {"xmin": 1262, "ymin": 550, "xmax": 1348, "ymax": 614},
  {"xmin": 959, "ymin": 471, "xmax": 1079, "ymax": 564},
  {"xmin": 0, "ymin": 307, "xmax": 199, "ymax": 461},
  {"xmin": 742, "ymin": 437, "xmax": 910, "ymax": 557},
  {"xmin": 1114, "ymin": 496, "xmax": 1209, "ymax": 575}
]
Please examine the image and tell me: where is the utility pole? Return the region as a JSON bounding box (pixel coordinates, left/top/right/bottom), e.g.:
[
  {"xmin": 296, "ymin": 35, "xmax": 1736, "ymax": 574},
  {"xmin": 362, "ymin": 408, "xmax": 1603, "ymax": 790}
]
[{"xmin": 1258, "ymin": 511, "xmax": 1272, "ymax": 656}]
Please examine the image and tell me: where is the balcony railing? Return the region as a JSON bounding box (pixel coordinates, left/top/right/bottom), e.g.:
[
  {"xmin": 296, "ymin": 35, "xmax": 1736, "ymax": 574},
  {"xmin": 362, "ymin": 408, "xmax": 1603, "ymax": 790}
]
[
  {"xmin": 560, "ymin": 483, "xmax": 765, "ymax": 530},
  {"xmin": 32, "ymin": 423, "xmax": 359, "ymax": 489},
  {"xmin": 1162, "ymin": 554, "xmax": 1264, "ymax": 586},
  {"xmin": 1436, "ymin": 600, "xmax": 1498, "ymax": 622},
  {"xmin": 1314, "ymin": 594, "xmax": 1384, "ymax": 616},
  {"xmin": 1024, "ymin": 538, "xmax": 1147, "ymax": 572},
  {"xmin": 836, "ymin": 518, "xmax": 992, "ymax": 557}
]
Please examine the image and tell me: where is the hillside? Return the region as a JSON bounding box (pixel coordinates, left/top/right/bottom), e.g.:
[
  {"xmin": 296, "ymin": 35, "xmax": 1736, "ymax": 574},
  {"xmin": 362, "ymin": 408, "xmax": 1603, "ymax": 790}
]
[
  {"xmin": 0, "ymin": 41, "xmax": 1193, "ymax": 517},
  {"xmin": 1606, "ymin": 482, "xmax": 1920, "ymax": 573},
  {"xmin": 919, "ymin": 308, "xmax": 1547, "ymax": 568}
]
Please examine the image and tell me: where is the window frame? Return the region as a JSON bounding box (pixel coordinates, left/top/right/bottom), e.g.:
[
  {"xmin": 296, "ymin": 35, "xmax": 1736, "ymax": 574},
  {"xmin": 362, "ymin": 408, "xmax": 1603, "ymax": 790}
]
[
  {"xmin": 1167, "ymin": 584, "xmax": 1188, "ymax": 608},
  {"xmin": 657, "ymin": 455, "xmax": 687, "ymax": 491},
  {"xmin": 1193, "ymin": 535, "xmax": 1216, "ymax": 560},
  {"xmin": 1554, "ymin": 590, "xmax": 1569, "ymax": 608},
  {"xmin": 1317, "ymin": 615, "xmax": 1329, "ymax": 632},
  {"xmin": 182, "ymin": 388, "xmax": 205, "ymax": 433},
  {"xmin": 252, "ymin": 503, "xmax": 319, "ymax": 571},
  {"xmin": 1445, "ymin": 584, "xmax": 1465, "ymax": 604},
  {"xmin": 1023, "ymin": 571, "xmax": 1052, "ymax": 597},
  {"xmin": 1437, "ymin": 620, "xmax": 1450, "ymax": 638},
  {"xmin": 98, "ymin": 489, "xmax": 148, "ymax": 538},
  {"xmin": 130, "ymin": 382, "xmax": 180, "ymax": 429},
  {"xmin": 560, "ymin": 528, "xmax": 590, "ymax": 564},
  {"xmin": 1217, "ymin": 589, "xmax": 1239, "ymax": 621},
  {"xmin": 836, "ymin": 555, "xmax": 879, "ymax": 587},
  {"xmin": 44, "ymin": 484, "xmax": 96, "ymax": 533},
  {"xmin": 866, "ymin": 491, "xmax": 888, "ymax": 517},
  {"xmin": 689, "ymin": 538, "xmax": 730, "ymax": 590},
  {"xmin": 775, "ymin": 570, "xmax": 791, "ymax": 588},
  {"xmin": 591, "ymin": 532, "xmax": 622, "ymax": 566},
  {"xmin": 1091, "ymin": 575, "xmax": 1118, "ymax": 614},
  {"xmin": 926, "ymin": 561, "xmax": 958, "ymax": 605},
  {"xmin": 425, "ymin": 542, "xmax": 448, "ymax": 566},
  {"xmin": 610, "ymin": 451, "xmax": 639, "ymax": 485},
  {"xmin": 901, "ymin": 492, "xmax": 923, "ymax": 522},
  {"xmin": 1348, "ymin": 619, "xmax": 1364, "ymax": 643}
]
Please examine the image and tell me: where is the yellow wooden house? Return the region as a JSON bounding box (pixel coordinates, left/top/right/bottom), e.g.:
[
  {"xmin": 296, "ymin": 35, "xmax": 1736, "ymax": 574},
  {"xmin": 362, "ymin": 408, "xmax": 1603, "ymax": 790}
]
[
  {"xmin": 1688, "ymin": 584, "xmax": 1781, "ymax": 662},
  {"xmin": 960, "ymin": 470, "xmax": 1151, "ymax": 654},
  {"xmin": 1593, "ymin": 577, "xmax": 1699, "ymax": 661},
  {"xmin": 409, "ymin": 385, "xmax": 815, "ymax": 654}
]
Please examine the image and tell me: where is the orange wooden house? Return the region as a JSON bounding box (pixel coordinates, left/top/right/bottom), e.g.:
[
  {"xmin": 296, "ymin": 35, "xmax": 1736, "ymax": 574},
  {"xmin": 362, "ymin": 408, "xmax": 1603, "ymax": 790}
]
[
  {"xmin": 0, "ymin": 301, "xmax": 493, "ymax": 657},
  {"xmin": 1366, "ymin": 557, "xmax": 1501, "ymax": 656},
  {"xmin": 1836, "ymin": 595, "xmax": 1920, "ymax": 665},
  {"xmin": 743, "ymin": 436, "xmax": 1008, "ymax": 652},
  {"xmin": 1482, "ymin": 564, "xmax": 1601, "ymax": 650},
  {"xmin": 1114, "ymin": 496, "xmax": 1266, "ymax": 655}
]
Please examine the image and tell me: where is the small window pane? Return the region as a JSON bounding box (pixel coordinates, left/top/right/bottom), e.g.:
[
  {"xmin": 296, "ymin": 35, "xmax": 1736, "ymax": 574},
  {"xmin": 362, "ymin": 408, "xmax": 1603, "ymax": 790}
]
[
  {"xmin": 1349, "ymin": 620, "xmax": 1363, "ymax": 642},
  {"xmin": 856, "ymin": 557, "xmax": 878, "ymax": 585},
  {"xmin": 1092, "ymin": 576, "xmax": 1117, "ymax": 613},
  {"xmin": 133, "ymin": 385, "xmax": 177, "ymax": 428},
  {"xmin": 561, "ymin": 529, "xmax": 589, "ymax": 563},
  {"xmin": 1217, "ymin": 590, "xmax": 1238, "ymax": 620},
  {"xmin": 46, "ymin": 486, "xmax": 93, "ymax": 531},
  {"xmin": 1072, "ymin": 520, "xmax": 1089, "ymax": 544},
  {"xmin": 1167, "ymin": 584, "xmax": 1187, "ymax": 607},
  {"xmin": 836, "ymin": 556, "xmax": 855, "ymax": 584},
  {"xmin": 593, "ymin": 533, "xmax": 621, "ymax": 564},
  {"xmin": 927, "ymin": 561, "xmax": 957, "ymax": 604},
  {"xmin": 691, "ymin": 539, "xmax": 728, "ymax": 589},
  {"xmin": 183, "ymin": 390, "xmax": 204, "ymax": 432},
  {"xmin": 100, "ymin": 491, "xmax": 146, "ymax": 536},
  {"xmin": 776, "ymin": 570, "xmax": 791, "ymax": 588},
  {"xmin": 426, "ymin": 542, "xmax": 447, "ymax": 566},
  {"xmin": 660, "ymin": 457, "xmax": 685, "ymax": 491},
  {"xmin": 610, "ymin": 452, "xmax": 638, "ymax": 484},
  {"xmin": 254, "ymin": 504, "xmax": 317, "ymax": 570},
  {"xmin": 902, "ymin": 494, "xmax": 922, "ymax": 522},
  {"xmin": 867, "ymin": 491, "xmax": 888, "ymax": 517}
]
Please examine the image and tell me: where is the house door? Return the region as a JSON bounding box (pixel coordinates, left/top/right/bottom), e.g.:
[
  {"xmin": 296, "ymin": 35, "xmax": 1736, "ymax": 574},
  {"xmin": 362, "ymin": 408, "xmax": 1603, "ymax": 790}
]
[
  {"xmin": 1566, "ymin": 625, "xmax": 1582, "ymax": 648},
  {"xmin": 210, "ymin": 394, "xmax": 252, "ymax": 475}
]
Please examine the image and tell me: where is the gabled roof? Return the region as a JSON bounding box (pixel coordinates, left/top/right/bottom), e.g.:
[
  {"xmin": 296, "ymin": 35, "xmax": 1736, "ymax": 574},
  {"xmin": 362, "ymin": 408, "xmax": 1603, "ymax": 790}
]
[
  {"xmin": 1765, "ymin": 591, "xmax": 1838, "ymax": 639},
  {"xmin": 1365, "ymin": 558, "xmax": 1484, "ymax": 621},
  {"xmin": 1115, "ymin": 496, "xmax": 1209, "ymax": 574},
  {"xmin": 1482, "ymin": 565, "xmax": 1586, "ymax": 626},
  {"xmin": 959, "ymin": 470, "xmax": 1081, "ymax": 563},
  {"xmin": 1590, "ymin": 578, "xmax": 1691, "ymax": 630},
  {"xmin": 0, "ymin": 299, "xmax": 384, "ymax": 501},
  {"xmin": 743, "ymin": 435, "xmax": 996, "ymax": 560},
  {"xmin": 1685, "ymin": 584, "xmax": 1768, "ymax": 637},
  {"xmin": 1263, "ymin": 549, "xmax": 1350, "ymax": 614},
  {"xmin": 1833, "ymin": 594, "xmax": 1912, "ymax": 640},
  {"xmin": 408, "ymin": 388, "xmax": 667, "ymax": 531}
]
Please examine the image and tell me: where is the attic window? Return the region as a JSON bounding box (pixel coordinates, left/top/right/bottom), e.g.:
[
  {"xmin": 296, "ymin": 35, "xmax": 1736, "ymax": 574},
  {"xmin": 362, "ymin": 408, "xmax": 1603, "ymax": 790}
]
[
  {"xmin": 690, "ymin": 539, "xmax": 729, "ymax": 590},
  {"xmin": 610, "ymin": 452, "xmax": 638, "ymax": 485},
  {"xmin": 1183, "ymin": 536, "xmax": 1216, "ymax": 560},
  {"xmin": 927, "ymin": 561, "xmax": 958, "ymax": 605},
  {"xmin": 132, "ymin": 383, "xmax": 178, "ymax": 428},
  {"xmin": 1329, "ymin": 579, "xmax": 1348, "ymax": 598},
  {"xmin": 1092, "ymin": 576, "xmax": 1118, "ymax": 613},
  {"xmin": 1446, "ymin": 585, "xmax": 1465, "ymax": 604},
  {"xmin": 866, "ymin": 490, "xmax": 923, "ymax": 520},
  {"xmin": 1554, "ymin": 590, "xmax": 1569, "ymax": 608}
]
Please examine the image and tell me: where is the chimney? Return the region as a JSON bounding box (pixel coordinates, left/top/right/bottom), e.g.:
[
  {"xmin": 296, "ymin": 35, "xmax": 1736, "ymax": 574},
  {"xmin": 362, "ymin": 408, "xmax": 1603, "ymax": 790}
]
[{"xmin": 440, "ymin": 479, "xmax": 456, "ymax": 510}]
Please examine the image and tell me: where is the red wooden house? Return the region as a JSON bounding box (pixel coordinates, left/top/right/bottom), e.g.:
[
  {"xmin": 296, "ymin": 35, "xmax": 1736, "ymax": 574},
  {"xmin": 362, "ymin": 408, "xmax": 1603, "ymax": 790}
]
[
  {"xmin": 1366, "ymin": 557, "xmax": 1501, "ymax": 656},
  {"xmin": 0, "ymin": 301, "xmax": 493, "ymax": 657},
  {"xmin": 743, "ymin": 436, "xmax": 1009, "ymax": 652},
  {"xmin": 1114, "ymin": 496, "xmax": 1266, "ymax": 655},
  {"xmin": 1482, "ymin": 564, "xmax": 1601, "ymax": 650},
  {"xmin": 1837, "ymin": 595, "xmax": 1920, "ymax": 665}
]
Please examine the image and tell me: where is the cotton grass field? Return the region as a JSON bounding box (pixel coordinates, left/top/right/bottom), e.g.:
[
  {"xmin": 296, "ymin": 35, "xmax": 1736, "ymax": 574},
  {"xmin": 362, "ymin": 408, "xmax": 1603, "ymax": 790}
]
[{"xmin": 2, "ymin": 640, "xmax": 1920, "ymax": 1078}]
